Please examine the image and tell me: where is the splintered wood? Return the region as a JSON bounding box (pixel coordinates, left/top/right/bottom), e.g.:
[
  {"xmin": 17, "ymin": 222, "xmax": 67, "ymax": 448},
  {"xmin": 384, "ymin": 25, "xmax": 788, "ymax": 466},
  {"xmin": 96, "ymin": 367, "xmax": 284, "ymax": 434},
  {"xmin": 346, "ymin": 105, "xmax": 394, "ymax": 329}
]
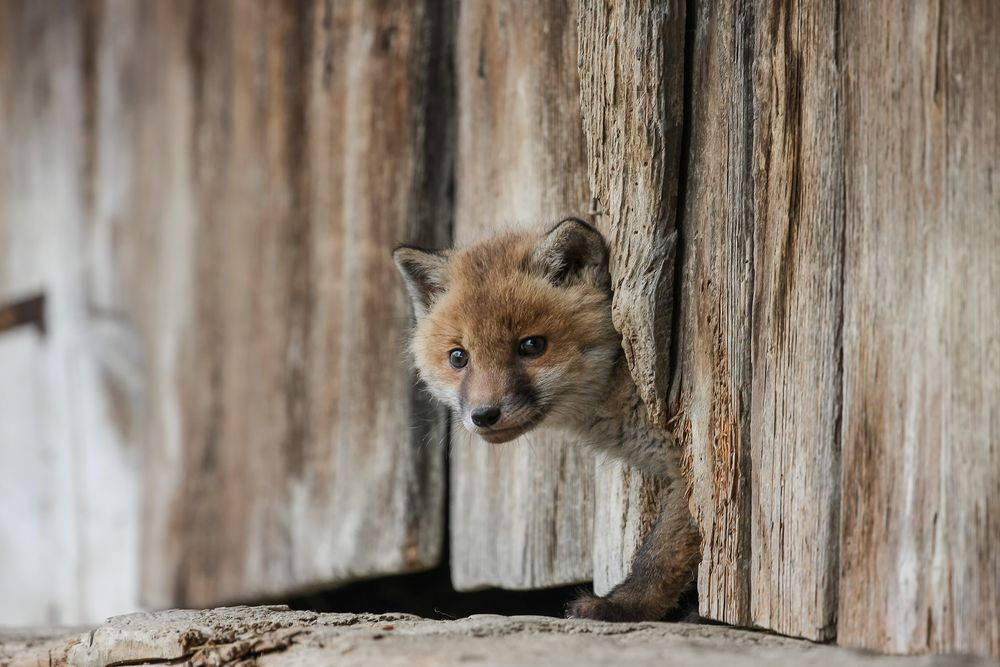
[
  {"xmin": 667, "ymin": 0, "xmax": 843, "ymax": 642},
  {"xmin": 673, "ymin": 0, "xmax": 757, "ymax": 630},
  {"xmin": 673, "ymin": 0, "xmax": 999, "ymax": 653},
  {"xmin": 746, "ymin": 0, "xmax": 844, "ymax": 642}
]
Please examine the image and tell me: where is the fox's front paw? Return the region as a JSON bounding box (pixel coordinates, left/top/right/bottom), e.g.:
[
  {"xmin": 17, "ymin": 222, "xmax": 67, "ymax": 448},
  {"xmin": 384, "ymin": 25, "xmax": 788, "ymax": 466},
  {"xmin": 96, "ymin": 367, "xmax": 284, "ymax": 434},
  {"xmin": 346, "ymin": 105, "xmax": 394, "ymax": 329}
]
[{"xmin": 565, "ymin": 592, "xmax": 631, "ymax": 622}]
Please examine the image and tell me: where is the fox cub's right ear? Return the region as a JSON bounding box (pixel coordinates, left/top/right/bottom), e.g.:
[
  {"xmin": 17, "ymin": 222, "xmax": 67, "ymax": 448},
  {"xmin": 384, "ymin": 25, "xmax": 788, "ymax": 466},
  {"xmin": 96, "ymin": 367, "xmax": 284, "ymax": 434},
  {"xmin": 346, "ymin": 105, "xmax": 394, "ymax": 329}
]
[
  {"xmin": 532, "ymin": 218, "xmax": 610, "ymax": 291},
  {"xmin": 393, "ymin": 246, "xmax": 450, "ymax": 318}
]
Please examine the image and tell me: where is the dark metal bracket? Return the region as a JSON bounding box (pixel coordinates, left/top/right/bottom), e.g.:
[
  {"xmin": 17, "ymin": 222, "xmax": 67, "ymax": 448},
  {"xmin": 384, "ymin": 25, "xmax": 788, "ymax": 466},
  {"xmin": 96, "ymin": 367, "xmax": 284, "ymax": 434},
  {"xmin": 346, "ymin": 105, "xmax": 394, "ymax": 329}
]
[{"xmin": 0, "ymin": 293, "xmax": 47, "ymax": 337}]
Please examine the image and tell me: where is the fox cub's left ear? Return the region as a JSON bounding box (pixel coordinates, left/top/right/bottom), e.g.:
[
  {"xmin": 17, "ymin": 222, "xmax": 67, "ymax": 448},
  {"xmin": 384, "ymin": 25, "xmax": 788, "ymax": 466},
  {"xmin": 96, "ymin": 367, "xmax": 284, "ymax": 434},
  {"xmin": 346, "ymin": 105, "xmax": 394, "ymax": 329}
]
[
  {"xmin": 394, "ymin": 246, "xmax": 450, "ymax": 318},
  {"xmin": 532, "ymin": 217, "xmax": 610, "ymax": 291}
]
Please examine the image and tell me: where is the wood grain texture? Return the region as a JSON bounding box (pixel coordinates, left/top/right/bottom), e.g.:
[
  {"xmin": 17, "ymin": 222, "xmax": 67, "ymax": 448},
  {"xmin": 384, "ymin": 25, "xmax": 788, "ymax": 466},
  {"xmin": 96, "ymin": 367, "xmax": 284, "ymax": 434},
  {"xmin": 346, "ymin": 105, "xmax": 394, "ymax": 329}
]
[
  {"xmin": 673, "ymin": 1, "xmax": 846, "ymax": 638},
  {"xmin": 673, "ymin": 0, "xmax": 756, "ymax": 627},
  {"xmin": 0, "ymin": 0, "xmax": 143, "ymax": 625},
  {"xmin": 577, "ymin": 0, "xmax": 685, "ymax": 430},
  {"xmin": 450, "ymin": 0, "xmax": 595, "ymax": 590},
  {"xmin": 127, "ymin": 0, "xmax": 452, "ymax": 606},
  {"xmin": 839, "ymin": 0, "xmax": 1000, "ymax": 657},
  {"xmin": 747, "ymin": 0, "xmax": 843, "ymax": 641},
  {"xmin": 576, "ymin": 0, "xmax": 685, "ymax": 596}
]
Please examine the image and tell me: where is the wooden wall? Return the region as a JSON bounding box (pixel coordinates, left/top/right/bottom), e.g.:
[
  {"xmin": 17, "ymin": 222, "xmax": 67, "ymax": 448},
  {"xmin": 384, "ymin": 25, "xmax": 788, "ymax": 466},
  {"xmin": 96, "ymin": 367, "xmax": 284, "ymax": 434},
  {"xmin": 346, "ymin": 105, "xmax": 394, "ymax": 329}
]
[
  {"xmin": 130, "ymin": 0, "xmax": 452, "ymax": 609},
  {"xmin": 674, "ymin": 0, "xmax": 844, "ymax": 640},
  {"xmin": 670, "ymin": 0, "xmax": 998, "ymax": 653},
  {"xmin": 576, "ymin": 0, "xmax": 684, "ymax": 596},
  {"xmin": 0, "ymin": 0, "xmax": 451, "ymax": 617},
  {"xmin": 449, "ymin": 0, "xmax": 596, "ymax": 591},
  {"xmin": 0, "ymin": 0, "xmax": 143, "ymax": 626},
  {"xmin": 0, "ymin": 0, "xmax": 996, "ymax": 658},
  {"xmin": 838, "ymin": 1, "xmax": 1000, "ymax": 657}
]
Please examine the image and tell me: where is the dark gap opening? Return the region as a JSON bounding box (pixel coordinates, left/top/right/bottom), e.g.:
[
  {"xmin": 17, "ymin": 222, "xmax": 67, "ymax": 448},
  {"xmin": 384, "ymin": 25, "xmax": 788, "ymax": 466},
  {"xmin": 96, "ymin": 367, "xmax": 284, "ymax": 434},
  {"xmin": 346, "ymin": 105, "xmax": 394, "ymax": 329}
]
[
  {"xmin": 286, "ymin": 566, "xmax": 583, "ymax": 620},
  {"xmin": 285, "ymin": 565, "xmax": 699, "ymax": 621},
  {"xmin": 668, "ymin": 0, "xmax": 698, "ymax": 387}
]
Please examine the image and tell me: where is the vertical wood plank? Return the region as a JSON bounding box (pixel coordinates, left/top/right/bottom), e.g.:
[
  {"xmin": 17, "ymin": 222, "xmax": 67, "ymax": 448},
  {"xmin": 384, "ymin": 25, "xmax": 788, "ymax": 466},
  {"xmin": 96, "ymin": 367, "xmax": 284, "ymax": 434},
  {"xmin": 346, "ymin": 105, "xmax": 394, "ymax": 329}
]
[
  {"xmin": 675, "ymin": 1, "xmax": 845, "ymax": 638},
  {"xmin": 674, "ymin": 0, "xmax": 755, "ymax": 627},
  {"xmin": 747, "ymin": 0, "xmax": 843, "ymax": 641},
  {"xmin": 137, "ymin": 0, "xmax": 452, "ymax": 606},
  {"xmin": 295, "ymin": 0, "xmax": 452, "ymax": 594},
  {"xmin": 449, "ymin": 0, "xmax": 594, "ymax": 590},
  {"xmin": 839, "ymin": 0, "xmax": 1000, "ymax": 657},
  {"xmin": 0, "ymin": 0, "xmax": 142, "ymax": 625},
  {"xmin": 576, "ymin": 0, "xmax": 685, "ymax": 596}
]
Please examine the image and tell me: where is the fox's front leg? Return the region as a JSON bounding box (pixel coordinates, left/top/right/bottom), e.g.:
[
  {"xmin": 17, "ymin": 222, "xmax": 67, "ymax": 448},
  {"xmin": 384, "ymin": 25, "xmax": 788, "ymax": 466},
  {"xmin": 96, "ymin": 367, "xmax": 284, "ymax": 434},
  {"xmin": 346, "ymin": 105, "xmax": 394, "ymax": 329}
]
[{"xmin": 568, "ymin": 481, "xmax": 700, "ymax": 622}]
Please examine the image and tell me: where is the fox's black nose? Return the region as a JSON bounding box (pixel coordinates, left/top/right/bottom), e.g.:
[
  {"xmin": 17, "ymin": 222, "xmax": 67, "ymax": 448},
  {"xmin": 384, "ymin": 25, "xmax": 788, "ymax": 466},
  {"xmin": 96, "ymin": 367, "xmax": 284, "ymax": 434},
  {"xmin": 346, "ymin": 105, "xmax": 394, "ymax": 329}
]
[{"xmin": 471, "ymin": 406, "xmax": 501, "ymax": 428}]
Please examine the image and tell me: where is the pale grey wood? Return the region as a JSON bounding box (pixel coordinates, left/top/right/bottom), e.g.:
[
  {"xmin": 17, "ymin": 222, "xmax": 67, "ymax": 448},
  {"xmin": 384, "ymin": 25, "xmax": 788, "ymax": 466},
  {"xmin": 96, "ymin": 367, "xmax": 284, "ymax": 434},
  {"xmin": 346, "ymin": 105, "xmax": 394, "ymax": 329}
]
[
  {"xmin": 450, "ymin": 430, "xmax": 594, "ymax": 589},
  {"xmin": 131, "ymin": 1, "xmax": 451, "ymax": 607},
  {"xmin": 747, "ymin": 0, "xmax": 843, "ymax": 642},
  {"xmin": 4, "ymin": 0, "xmax": 451, "ymax": 614},
  {"xmin": 577, "ymin": 0, "xmax": 685, "ymax": 431},
  {"xmin": 0, "ymin": 0, "xmax": 143, "ymax": 625},
  {"xmin": 450, "ymin": 0, "xmax": 595, "ymax": 590},
  {"xmin": 0, "ymin": 0, "xmax": 453, "ymax": 608},
  {"xmin": 671, "ymin": 0, "xmax": 756, "ymax": 627},
  {"xmin": 839, "ymin": 1, "xmax": 1000, "ymax": 657},
  {"xmin": 576, "ymin": 0, "xmax": 685, "ymax": 597}
]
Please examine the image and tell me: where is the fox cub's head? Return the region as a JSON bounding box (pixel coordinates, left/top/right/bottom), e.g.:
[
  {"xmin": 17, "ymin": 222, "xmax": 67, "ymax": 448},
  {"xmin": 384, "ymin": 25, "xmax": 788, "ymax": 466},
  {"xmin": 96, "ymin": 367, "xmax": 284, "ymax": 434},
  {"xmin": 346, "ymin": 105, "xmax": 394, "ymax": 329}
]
[{"xmin": 394, "ymin": 219, "xmax": 620, "ymax": 443}]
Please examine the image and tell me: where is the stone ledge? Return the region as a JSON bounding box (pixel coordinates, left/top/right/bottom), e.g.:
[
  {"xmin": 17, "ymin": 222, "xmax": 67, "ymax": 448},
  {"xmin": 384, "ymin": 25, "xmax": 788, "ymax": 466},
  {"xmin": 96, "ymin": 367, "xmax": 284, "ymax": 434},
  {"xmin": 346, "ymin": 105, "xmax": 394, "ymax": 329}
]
[{"xmin": 2, "ymin": 606, "xmax": 996, "ymax": 666}]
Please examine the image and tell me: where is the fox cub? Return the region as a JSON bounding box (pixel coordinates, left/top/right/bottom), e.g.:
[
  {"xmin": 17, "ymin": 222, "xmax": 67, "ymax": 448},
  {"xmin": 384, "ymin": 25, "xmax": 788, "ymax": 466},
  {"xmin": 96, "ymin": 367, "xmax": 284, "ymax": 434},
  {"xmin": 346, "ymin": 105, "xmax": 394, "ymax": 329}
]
[{"xmin": 394, "ymin": 218, "xmax": 700, "ymax": 621}]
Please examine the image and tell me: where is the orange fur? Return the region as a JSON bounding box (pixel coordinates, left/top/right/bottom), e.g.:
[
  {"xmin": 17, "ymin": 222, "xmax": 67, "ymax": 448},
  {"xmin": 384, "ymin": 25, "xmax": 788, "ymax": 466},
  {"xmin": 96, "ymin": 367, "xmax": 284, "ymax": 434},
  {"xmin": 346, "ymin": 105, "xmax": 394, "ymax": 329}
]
[{"xmin": 394, "ymin": 220, "xmax": 700, "ymax": 621}]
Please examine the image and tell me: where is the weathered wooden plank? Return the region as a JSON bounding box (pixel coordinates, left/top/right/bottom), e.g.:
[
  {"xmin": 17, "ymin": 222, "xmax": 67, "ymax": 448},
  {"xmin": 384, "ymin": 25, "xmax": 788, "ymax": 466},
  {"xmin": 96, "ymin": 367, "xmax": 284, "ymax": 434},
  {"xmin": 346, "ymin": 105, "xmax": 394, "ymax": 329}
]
[
  {"xmin": 576, "ymin": 0, "xmax": 685, "ymax": 596},
  {"xmin": 450, "ymin": 0, "xmax": 594, "ymax": 590},
  {"xmin": 0, "ymin": 0, "xmax": 142, "ymax": 625},
  {"xmin": 135, "ymin": 0, "xmax": 452, "ymax": 606},
  {"xmin": 839, "ymin": 1, "xmax": 1000, "ymax": 657},
  {"xmin": 673, "ymin": 0, "xmax": 756, "ymax": 627},
  {"xmin": 577, "ymin": 0, "xmax": 685, "ymax": 432},
  {"xmin": 747, "ymin": 0, "xmax": 843, "ymax": 641},
  {"xmin": 674, "ymin": 1, "xmax": 846, "ymax": 638}
]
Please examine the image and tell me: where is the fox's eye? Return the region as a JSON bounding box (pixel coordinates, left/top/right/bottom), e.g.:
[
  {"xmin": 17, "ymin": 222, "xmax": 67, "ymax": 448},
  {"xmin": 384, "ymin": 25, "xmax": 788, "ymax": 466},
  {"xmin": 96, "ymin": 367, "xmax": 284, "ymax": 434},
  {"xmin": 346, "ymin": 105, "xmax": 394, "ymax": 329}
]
[
  {"xmin": 518, "ymin": 336, "xmax": 547, "ymax": 357},
  {"xmin": 449, "ymin": 348, "xmax": 469, "ymax": 369}
]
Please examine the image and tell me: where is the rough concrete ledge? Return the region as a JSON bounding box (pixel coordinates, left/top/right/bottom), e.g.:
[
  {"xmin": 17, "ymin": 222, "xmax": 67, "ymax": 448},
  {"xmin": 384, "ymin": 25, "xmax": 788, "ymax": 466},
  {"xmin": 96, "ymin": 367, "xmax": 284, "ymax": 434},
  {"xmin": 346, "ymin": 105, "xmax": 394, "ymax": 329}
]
[{"xmin": 2, "ymin": 606, "xmax": 997, "ymax": 667}]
